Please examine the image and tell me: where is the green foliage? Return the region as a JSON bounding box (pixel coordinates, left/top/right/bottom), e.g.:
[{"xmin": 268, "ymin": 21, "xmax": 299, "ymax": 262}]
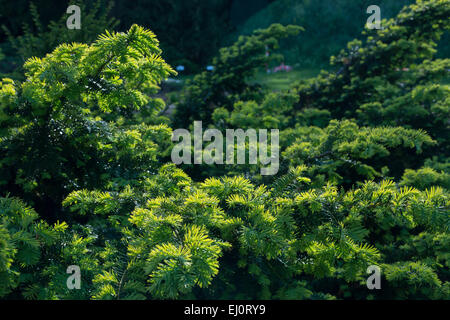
[
  {"xmin": 293, "ymin": 0, "xmax": 450, "ymax": 142},
  {"xmin": 0, "ymin": 0, "xmax": 449, "ymax": 301},
  {"xmin": 0, "ymin": 25, "xmax": 175, "ymax": 219},
  {"xmin": 173, "ymin": 23, "xmax": 303, "ymax": 128},
  {"xmin": 283, "ymin": 120, "xmax": 435, "ymax": 185},
  {"xmin": 180, "ymin": 1, "xmax": 449, "ymax": 183},
  {"xmin": 55, "ymin": 171, "xmax": 450, "ymax": 299},
  {"xmin": 382, "ymin": 262, "xmax": 445, "ymax": 299},
  {"xmin": 0, "ymin": 196, "xmax": 67, "ymax": 297},
  {"xmin": 230, "ymin": 0, "xmax": 419, "ymax": 67},
  {"xmin": 2, "ymin": 0, "xmax": 119, "ymax": 79},
  {"xmin": 401, "ymin": 167, "xmax": 450, "ymax": 190}
]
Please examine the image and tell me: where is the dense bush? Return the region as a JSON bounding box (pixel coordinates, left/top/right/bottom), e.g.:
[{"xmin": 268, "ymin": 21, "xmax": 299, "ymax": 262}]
[{"xmin": 0, "ymin": 0, "xmax": 448, "ymax": 300}]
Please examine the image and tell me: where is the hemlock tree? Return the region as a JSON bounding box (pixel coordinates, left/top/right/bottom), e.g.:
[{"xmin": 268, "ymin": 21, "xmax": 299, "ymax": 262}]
[{"xmin": 0, "ymin": 25, "xmax": 175, "ymax": 220}]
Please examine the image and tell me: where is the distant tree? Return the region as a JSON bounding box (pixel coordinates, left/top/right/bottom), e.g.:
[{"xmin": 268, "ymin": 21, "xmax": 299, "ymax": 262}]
[
  {"xmin": 111, "ymin": 0, "xmax": 234, "ymax": 70},
  {"xmin": 173, "ymin": 23, "xmax": 303, "ymax": 128},
  {"xmin": 2, "ymin": 0, "xmax": 119, "ymax": 78}
]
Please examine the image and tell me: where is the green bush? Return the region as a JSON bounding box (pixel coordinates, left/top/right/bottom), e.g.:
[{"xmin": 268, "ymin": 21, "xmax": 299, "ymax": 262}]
[{"xmin": 0, "ymin": 0, "xmax": 448, "ymax": 300}]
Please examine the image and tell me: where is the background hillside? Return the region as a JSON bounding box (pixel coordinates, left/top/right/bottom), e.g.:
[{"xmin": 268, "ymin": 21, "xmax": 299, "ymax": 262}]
[
  {"xmin": 228, "ymin": 0, "xmax": 449, "ymax": 67},
  {"xmin": 2, "ymin": 0, "xmax": 448, "ymax": 73}
]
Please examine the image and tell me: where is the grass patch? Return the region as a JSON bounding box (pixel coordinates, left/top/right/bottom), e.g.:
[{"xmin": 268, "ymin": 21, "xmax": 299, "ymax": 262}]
[
  {"xmin": 168, "ymin": 67, "xmax": 323, "ymax": 94},
  {"xmin": 249, "ymin": 68, "xmax": 321, "ymax": 91}
]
